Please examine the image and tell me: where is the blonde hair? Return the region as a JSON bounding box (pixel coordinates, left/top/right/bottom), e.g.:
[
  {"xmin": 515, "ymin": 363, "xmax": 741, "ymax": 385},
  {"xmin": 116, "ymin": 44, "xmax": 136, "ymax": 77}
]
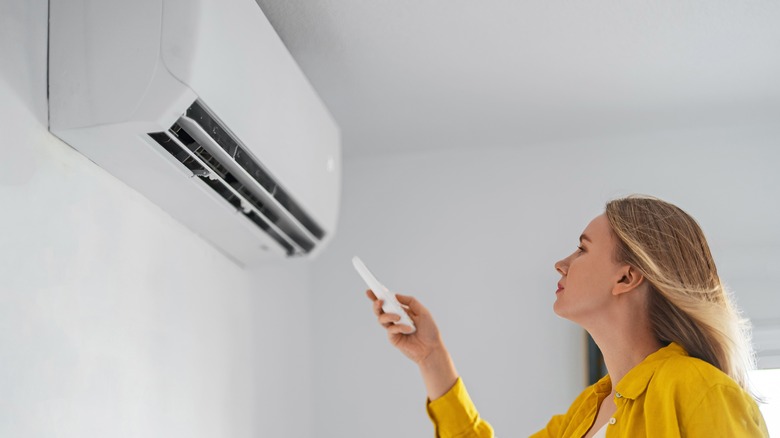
[{"xmin": 605, "ymin": 195, "xmax": 755, "ymax": 393}]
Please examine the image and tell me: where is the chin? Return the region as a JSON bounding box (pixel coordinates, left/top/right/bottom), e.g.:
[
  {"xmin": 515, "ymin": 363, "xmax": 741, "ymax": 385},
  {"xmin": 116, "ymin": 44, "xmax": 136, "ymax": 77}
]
[
  {"xmin": 552, "ymin": 300, "xmax": 578, "ymax": 322},
  {"xmin": 552, "ymin": 300, "xmax": 565, "ymax": 317}
]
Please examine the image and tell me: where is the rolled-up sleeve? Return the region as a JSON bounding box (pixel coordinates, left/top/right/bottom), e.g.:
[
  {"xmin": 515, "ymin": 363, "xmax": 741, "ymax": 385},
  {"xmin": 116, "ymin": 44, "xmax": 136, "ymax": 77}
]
[{"xmin": 426, "ymin": 378, "xmax": 495, "ymax": 438}]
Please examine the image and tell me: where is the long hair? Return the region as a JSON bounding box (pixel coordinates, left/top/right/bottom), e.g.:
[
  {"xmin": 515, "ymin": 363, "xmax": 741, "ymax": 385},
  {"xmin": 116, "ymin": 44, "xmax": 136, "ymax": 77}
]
[{"xmin": 605, "ymin": 195, "xmax": 755, "ymax": 393}]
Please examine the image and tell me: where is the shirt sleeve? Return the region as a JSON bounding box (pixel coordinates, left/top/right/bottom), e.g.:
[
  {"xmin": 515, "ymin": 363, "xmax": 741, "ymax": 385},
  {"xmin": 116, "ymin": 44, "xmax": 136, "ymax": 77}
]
[
  {"xmin": 683, "ymin": 383, "xmax": 769, "ymax": 437},
  {"xmin": 426, "ymin": 377, "xmax": 495, "ymax": 438}
]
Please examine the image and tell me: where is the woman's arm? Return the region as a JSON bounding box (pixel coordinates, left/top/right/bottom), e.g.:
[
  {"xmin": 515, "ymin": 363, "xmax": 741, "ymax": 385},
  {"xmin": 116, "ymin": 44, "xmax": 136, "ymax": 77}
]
[
  {"xmin": 368, "ymin": 291, "xmax": 494, "ymax": 437},
  {"xmin": 369, "ymin": 291, "xmax": 459, "ymax": 399},
  {"xmin": 418, "ymin": 345, "xmax": 459, "ymax": 400}
]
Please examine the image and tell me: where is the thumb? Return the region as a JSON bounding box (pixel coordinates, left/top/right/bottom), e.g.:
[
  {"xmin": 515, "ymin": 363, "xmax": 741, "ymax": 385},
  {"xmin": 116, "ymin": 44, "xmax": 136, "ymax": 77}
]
[{"xmin": 395, "ymin": 294, "xmax": 427, "ymax": 315}]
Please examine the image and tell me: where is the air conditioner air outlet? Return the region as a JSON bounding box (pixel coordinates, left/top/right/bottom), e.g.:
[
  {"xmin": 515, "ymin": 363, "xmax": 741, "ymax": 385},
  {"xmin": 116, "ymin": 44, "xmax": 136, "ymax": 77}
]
[
  {"xmin": 183, "ymin": 101, "xmax": 325, "ymax": 240},
  {"xmin": 147, "ymin": 103, "xmax": 321, "ymax": 257}
]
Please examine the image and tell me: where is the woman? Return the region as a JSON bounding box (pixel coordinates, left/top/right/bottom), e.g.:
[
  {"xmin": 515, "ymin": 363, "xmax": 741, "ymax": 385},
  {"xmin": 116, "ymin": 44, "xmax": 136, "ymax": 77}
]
[{"xmin": 367, "ymin": 195, "xmax": 768, "ymax": 437}]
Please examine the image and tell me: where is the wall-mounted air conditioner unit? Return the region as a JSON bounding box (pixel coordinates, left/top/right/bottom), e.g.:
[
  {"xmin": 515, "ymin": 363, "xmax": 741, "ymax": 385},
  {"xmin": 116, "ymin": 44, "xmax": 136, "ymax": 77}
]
[{"xmin": 48, "ymin": 0, "xmax": 340, "ymax": 265}]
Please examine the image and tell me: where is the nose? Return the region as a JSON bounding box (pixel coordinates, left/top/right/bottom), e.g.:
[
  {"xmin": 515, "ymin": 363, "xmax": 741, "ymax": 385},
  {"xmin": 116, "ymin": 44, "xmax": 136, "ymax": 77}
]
[{"xmin": 555, "ymin": 257, "xmax": 567, "ymax": 276}]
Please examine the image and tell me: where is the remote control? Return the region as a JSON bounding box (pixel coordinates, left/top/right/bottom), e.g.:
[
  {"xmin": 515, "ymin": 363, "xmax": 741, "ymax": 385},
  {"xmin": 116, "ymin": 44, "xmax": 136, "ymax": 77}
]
[{"xmin": 352, "ymin": 256, "xmax": 416, "ymax": 333}]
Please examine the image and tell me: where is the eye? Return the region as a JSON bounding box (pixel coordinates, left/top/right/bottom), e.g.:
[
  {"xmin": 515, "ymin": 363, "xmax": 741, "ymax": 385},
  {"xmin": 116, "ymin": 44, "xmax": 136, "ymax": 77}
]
[{"xmin": 576, "ymin": 245, "xmax": 585, "ymax": 254}]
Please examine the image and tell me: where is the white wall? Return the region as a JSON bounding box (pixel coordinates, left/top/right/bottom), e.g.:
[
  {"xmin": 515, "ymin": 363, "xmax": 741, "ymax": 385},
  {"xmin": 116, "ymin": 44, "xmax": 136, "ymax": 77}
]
[
  {"xmin": 0, "ymin": 1, "xmax": 311, "ymax": 436},
  {"xmin": 311, "ymin": 128, "xmax": 780, "ymax": 436}
]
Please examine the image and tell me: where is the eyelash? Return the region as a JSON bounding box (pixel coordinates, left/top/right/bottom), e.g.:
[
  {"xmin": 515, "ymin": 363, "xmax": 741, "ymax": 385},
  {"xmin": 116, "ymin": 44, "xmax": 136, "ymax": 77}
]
[{"xmin": 576, "ymin": 245, "xmax": 585, "ymax": 253}]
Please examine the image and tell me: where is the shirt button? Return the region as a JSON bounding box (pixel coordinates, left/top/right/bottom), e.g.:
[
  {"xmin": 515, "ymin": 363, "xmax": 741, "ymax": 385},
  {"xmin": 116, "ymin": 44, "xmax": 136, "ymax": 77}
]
[
  {"xmin": 615, "ymin": 392, "xmax": 622, "ymax": 398},
  {"xmin": 609, "ymin": 418, "xmax": 617, "ymax": 425}
]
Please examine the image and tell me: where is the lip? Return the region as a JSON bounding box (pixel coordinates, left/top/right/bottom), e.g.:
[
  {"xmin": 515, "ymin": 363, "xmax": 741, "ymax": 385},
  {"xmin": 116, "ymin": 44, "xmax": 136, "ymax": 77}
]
[{"xmin": 556, "ymin": 282, "xmax": 564, "ymax": 293}]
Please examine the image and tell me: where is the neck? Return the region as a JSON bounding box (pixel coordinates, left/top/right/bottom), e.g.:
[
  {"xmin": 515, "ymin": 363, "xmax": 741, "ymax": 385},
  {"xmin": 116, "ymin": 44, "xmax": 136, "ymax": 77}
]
[
  {"xmin": 585, "ymin": 300, "xmax": 664, "ymax": 388},
  {"xmin": 595, "ymin": 331, "xmax": 663, "ymax": 388}
]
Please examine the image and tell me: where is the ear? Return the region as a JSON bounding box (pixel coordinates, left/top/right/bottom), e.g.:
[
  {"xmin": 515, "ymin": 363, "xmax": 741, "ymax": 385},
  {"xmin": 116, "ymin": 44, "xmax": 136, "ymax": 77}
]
[{"xmin": 612, "ymin": 265, "xmax": 645, "ymax": 296}]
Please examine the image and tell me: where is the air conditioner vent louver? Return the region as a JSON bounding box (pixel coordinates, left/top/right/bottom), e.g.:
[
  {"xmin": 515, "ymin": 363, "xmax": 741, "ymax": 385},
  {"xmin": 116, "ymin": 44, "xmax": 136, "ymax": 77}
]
[
  {"xmin": 185, "ymin": 101, "xmax": 325, "ymax": 240},
  {"xmin": 148, "ymin": 100, "xmax": 323, "ymax": 257}
]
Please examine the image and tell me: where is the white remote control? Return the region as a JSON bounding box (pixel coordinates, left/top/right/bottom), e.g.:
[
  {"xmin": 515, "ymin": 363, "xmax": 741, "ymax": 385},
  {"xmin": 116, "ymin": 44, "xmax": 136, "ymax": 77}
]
[{"xmin": 352, "ymin": 256, "xmax": 416, "ymax": 334}]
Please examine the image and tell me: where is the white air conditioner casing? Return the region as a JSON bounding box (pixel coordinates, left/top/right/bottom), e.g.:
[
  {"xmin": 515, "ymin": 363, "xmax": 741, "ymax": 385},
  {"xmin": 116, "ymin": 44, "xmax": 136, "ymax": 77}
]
[{"xmin": 48, "ymin": 0, "xmax": 341, "ymax": 264}]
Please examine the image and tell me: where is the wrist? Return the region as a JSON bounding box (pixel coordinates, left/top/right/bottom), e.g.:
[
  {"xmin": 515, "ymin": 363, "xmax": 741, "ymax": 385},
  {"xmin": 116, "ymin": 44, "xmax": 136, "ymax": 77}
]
[
  {"xmin": 418, "ymin": 346, "xmax": 459, "ymax": 401},
  {"xmin": 418, "ymin": 345, "xmax": 452, "ymax": 371}
]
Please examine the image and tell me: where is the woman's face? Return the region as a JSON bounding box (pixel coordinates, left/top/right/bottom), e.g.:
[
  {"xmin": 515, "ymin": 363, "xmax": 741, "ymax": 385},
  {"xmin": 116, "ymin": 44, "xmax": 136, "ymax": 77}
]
[{"xmin": 553, "ymin": 214, "xmax": 626, "ymax": 323}]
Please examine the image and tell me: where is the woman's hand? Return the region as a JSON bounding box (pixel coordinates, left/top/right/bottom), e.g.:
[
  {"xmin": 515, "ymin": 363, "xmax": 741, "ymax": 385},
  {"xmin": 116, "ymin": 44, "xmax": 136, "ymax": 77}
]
[
  {"xmin": 366, "ymin": 290, "xmax": 459, "ymax": 400},
  {"xmin": 366, "ymin": 289, "xmax": 444, "ymax": 364}
]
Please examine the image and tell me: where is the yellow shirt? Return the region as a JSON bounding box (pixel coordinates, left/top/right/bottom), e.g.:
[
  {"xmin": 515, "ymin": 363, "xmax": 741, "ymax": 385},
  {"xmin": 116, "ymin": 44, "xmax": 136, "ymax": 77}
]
[{"xmin": 426, "ymin": 343, "xmax": 768, "ymax": 437}]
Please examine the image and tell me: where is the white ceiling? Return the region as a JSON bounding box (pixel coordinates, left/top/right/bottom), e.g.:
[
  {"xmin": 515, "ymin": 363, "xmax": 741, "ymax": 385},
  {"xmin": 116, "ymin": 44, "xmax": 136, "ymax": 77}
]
[{"xmin": 255, "ymin": 1, "xmax": 780, "ymax": 157}]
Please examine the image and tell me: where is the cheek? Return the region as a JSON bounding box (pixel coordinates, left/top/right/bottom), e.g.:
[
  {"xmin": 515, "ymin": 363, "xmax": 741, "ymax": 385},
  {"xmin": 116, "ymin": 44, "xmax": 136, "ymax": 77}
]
[{"xmin": 570, "ymin": 258, "xmax": 611, "ymax": 291}]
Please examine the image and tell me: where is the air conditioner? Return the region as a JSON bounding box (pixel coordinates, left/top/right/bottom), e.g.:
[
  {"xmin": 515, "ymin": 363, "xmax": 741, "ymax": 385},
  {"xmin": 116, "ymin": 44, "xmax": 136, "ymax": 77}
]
[{"xmin": 48, "ymin": 0, "xmax": 340, "ymax": 265}]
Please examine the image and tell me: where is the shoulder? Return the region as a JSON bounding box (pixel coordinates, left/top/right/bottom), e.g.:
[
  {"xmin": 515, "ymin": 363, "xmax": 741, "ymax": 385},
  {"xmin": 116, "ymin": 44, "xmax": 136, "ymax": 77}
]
[
  {"xmin": 649, "ymin": 353, "xmax": 756, "ymax": 409},
  {"xmin": 654, "ymin": 353, "xmax": 734, "ymax": 389},
  {"xmin": 649, "ymin": 354, "xmax": 767, "ymax": 431}
]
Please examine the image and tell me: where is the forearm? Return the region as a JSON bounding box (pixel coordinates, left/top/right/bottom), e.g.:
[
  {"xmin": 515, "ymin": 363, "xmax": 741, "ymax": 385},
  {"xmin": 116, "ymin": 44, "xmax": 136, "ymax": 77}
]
[{"xmin": 418, "ymin": 346, "xmax": 459, "ymax": 401}]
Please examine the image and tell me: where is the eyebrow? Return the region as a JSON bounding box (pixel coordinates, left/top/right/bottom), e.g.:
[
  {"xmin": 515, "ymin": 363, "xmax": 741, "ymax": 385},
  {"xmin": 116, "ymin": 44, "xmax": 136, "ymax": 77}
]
[{"xmin": 579, "ymin": 234, "xmax": 592, "ymax": 243}]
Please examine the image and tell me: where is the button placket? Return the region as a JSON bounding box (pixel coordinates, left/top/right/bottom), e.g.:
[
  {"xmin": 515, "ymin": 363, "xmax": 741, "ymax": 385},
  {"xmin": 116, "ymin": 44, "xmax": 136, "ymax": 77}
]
[{"xmin": 610, "ymin": 392, "xmax": 624, "ymax": 427}]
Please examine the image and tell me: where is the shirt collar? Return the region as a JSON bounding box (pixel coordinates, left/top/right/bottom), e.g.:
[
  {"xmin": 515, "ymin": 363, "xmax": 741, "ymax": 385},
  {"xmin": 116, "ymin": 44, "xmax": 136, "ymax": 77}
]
[{"xmin": 612, "ymin": 342, "xmax": 688, "ymax": 400}]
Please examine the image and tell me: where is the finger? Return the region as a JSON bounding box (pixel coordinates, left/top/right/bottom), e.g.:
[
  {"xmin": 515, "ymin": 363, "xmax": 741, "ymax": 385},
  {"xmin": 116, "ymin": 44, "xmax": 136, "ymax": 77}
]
[
  {"xmin": 378, "ymin": 313, "xmax": 401, "ymax": 326},
  {"xmin": 395, "ymin": 293, "xmax": 415, "ymax": 305},
  {"xmin": 373, "ymin": 298, "xmax": 385, "ymax": 317},
  {"xmin": 365, "ymin": 289, "xmax": 378, "ymax": 301},
  {"xmin": 387, "ymin": 323, "xmax": 415, "ymax": 335},
  {"xmin": 395, "ymin": 294, "xmax": 427, "ymax": 316}
]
